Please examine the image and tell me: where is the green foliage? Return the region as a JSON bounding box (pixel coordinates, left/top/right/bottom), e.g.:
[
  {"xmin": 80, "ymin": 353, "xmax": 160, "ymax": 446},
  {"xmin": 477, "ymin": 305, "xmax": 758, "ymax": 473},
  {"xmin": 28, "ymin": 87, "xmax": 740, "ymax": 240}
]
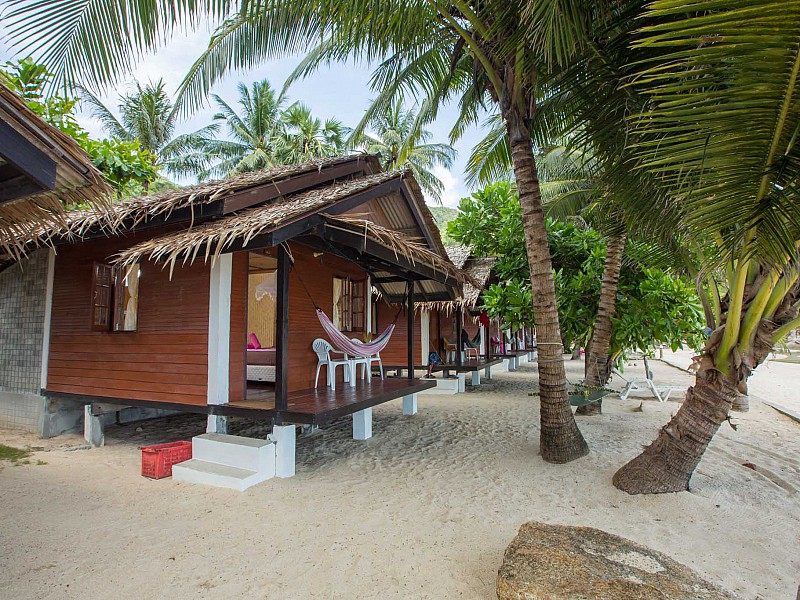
[
  {"xmin": 449, "ymin": 182, "xmax": 705, "ymax": 356},
  {"xmin": 1, "ymin": 59, "xmax": 159, "ymax": 196},
  {"xmin": 0, "ymin": 444, "xmax": 31, "ymax": 462},
  {"xmin": 428, "ymin": 206, "xmax": 458, "ymax": 245},
  {"xmin": 481, "ymin": 280, "xmax": 534, "ymax": 333}
]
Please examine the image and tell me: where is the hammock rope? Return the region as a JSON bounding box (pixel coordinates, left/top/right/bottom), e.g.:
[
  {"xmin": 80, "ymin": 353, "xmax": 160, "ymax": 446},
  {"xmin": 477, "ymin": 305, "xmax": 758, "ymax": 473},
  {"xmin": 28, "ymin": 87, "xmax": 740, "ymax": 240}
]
[{"xmin": 290, "ymin": 254, "xmax": 409, "ymax": 356}]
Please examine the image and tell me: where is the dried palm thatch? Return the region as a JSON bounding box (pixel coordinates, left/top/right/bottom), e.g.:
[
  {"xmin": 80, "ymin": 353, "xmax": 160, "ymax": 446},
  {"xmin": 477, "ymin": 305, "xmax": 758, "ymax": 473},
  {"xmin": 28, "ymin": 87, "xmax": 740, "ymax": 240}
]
[
  {"xmin": 326, "ymin": 215, "xmax": 479, "ymax": 288},
  {"xmin": 462, "ymin": 256, "xmax": 497, "ymax": 306},
  {"xmin": 0, "ymin": 83, "xmax": 111, "ymax": 260},
  {"xmin": 18, "ymin": 154, "xmax": 378, "ymax": 252},
  {"xmin": 445, "ymin": 245, "xmax": 473, "ymax": 270},
  {"xmin": 115, "ymin": 171, "xmax": 403, "ymax": 271}
]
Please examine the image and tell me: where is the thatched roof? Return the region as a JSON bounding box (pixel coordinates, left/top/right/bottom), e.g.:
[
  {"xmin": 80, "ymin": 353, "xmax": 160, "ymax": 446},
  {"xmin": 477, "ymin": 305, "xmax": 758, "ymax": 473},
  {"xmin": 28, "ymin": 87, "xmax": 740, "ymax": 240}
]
[
  {"xmin": 24, "ymin": 154, "xmax": 379, "ymax": 248},
  {"xmin": 444, "ymin": 246, "xmax": 497, "ymax": 307},
  {"xmin": 327, "ymin": 216, "xmax": 479, "ymax": 288},
  {"xmin": 0, "ymin": 83, "xmax": 111, "ymax": 259},
  {"xmin": 115, "ymin": 171, "xmax": 403, "ymax": 269},
  {"xmin": 445, "ymin": 245, "xmax": 472, "ymax": 269}
]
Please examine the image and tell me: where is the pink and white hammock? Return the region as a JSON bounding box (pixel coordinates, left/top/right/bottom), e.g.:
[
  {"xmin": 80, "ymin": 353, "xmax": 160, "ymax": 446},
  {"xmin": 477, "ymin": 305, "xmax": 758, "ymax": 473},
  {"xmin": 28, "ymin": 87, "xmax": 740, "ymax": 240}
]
[{"xmin": 316, "ymin": 308, "xmax": 395, "ymax": 356}]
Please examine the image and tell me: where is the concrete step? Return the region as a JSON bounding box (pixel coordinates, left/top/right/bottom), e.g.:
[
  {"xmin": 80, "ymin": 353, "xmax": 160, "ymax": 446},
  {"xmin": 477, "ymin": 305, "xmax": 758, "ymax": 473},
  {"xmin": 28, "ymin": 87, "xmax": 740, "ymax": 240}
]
[
  {"xmin": 192, "ymin": 433, "xmax": 275, "ymax": 472},
  {"xmin": 172, "ymin": 459, "xmax": 273, "ymax": 491},
  {"xmin": 419, "ymin": 374, "xmax": 465, "ymax": 395}
]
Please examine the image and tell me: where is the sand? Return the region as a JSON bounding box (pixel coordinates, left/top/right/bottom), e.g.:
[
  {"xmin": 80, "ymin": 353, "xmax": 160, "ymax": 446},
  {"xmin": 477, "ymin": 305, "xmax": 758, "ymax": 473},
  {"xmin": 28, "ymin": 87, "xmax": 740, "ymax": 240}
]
[{"xmin": 1, "ymin": 357, "xmax": 798, "ymax": 599}]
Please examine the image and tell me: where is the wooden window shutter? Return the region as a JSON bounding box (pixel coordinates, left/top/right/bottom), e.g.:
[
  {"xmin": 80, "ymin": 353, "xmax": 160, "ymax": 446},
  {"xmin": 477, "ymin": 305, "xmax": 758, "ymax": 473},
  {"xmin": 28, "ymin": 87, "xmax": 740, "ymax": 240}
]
[
  {"xmin": 91, "ymin": 262, "xmax": 114, "ymax": 331},
  {"xmin": 351, "ymin": 279, "xmax": 366, "ymax": 332}
]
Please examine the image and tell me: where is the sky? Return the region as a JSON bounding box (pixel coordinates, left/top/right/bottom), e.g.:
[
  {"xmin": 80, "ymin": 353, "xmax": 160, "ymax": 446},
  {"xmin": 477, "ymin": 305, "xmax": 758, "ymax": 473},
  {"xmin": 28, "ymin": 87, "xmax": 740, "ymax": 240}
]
[{"xmin": 0, "ymin": 22, "xmax": 490, "ymax": 209}]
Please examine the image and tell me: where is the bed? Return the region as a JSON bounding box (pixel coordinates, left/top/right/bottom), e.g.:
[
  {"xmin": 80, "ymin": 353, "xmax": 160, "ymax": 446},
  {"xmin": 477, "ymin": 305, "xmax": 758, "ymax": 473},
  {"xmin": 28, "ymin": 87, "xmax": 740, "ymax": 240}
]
[{"xmin": 246, "ymin": 348, "xmax": 276, "ymax": 382}]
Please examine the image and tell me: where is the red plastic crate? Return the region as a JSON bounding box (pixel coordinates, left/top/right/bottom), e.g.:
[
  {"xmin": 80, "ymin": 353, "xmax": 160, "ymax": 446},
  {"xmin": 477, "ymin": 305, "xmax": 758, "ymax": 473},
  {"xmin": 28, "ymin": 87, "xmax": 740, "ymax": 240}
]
[{"xmin": 140, "ymin": 441, "xmax": 192, "ymax": 479}]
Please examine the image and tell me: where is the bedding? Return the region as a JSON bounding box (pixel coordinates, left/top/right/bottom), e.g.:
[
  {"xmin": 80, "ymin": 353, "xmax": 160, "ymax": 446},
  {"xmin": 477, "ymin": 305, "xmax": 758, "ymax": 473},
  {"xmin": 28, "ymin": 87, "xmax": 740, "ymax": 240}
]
[{"xmin": 247, "ymin": 348, "xmax": 275, "ymax": 366}]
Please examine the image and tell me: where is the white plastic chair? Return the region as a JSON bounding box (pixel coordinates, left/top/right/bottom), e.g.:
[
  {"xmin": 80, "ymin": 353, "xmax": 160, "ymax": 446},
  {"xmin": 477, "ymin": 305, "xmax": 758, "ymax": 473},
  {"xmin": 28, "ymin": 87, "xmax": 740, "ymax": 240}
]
[
  {"xmin": 313, "ymin": 338, "xmax": 352, "ymax": 391},
  {"xmin": 350, "ymin": 338, "xmax": 384, "ymax": 382}
]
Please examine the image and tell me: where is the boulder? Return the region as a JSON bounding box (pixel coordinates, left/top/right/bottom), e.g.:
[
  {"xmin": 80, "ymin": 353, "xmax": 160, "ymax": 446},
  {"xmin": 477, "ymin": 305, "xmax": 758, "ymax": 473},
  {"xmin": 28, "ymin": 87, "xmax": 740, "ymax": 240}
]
[{"xmin": 497, "ymin": 522, "xmax": 733, "ymax": 599}]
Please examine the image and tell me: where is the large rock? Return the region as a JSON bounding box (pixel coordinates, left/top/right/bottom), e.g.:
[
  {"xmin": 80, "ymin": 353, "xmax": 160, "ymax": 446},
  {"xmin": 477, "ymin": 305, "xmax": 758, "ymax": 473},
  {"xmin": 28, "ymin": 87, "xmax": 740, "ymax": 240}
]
[{"xmin": 497, "ymin": 522, "xmax": 733, "ymax": 599}]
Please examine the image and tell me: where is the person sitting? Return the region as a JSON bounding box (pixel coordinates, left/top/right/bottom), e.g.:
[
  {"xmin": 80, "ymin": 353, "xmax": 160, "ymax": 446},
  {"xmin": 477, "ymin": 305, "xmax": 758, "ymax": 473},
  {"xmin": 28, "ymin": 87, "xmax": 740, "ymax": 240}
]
[{"xmin": 424, "ymin": 351, "xmax": 444, "ymax": 378}]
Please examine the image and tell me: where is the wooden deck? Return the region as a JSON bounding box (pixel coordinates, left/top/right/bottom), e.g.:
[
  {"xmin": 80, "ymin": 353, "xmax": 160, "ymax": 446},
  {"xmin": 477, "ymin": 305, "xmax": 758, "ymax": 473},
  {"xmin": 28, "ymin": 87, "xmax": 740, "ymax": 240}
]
[
  {"xmin": 219, "ymin": 378, "xmax": 436, "ymax": 424},
  {"xmin": 382, "ymin": 357, "xmax": 502, "ymax": 375}
]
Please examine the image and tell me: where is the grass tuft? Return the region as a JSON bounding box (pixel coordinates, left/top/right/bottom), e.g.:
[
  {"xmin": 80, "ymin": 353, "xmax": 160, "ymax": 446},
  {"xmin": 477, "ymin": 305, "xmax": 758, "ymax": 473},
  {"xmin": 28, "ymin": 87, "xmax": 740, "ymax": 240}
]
[{"xmin": 0, "ymin": 444, "xmax": 32, "ymax": 462}]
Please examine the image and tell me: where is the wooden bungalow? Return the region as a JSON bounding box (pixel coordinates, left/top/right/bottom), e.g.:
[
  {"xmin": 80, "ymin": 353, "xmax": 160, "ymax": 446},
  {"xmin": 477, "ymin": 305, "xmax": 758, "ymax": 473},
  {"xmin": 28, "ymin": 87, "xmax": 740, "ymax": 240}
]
[
  {"xmin": 6, "ymin": 154, "xmax": 473, "ymax": 478},
  {"xmin": 0, "ymin": 82, "xmax": 110, "ymax": 438}
]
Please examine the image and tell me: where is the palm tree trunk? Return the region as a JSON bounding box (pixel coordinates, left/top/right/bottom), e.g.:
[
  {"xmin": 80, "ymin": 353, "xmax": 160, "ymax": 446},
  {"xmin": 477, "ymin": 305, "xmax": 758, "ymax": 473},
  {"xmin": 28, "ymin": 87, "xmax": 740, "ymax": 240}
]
[
  {"xmin": 612, "ymin": 366, "xmax": 736, "ymax": 494},
  {"xmin": 505, "ymin": 108, "xmax": 589, "ymax": 464},
  {"xmin": 578, "ymin": 231, "xmax": 626, "ymax": 416}
]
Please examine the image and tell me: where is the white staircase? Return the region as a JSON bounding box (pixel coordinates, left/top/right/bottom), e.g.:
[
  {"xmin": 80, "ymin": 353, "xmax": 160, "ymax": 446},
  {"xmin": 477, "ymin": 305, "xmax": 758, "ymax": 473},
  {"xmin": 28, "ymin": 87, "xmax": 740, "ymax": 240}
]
[{"xmin": 172, "ymin": 433, "xmax": 276, "ymax": 491}]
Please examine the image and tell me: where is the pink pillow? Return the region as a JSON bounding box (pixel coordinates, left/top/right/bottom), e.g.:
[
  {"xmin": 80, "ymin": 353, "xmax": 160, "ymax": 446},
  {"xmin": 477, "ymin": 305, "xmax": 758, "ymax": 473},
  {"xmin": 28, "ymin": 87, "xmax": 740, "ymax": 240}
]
[
  {"xmin": 248, "ymin": 333, "xmax": 261, "ymax": 349},
  {"xmin": 247, "ymin": 343, "xmax": 256, "ymax": 349}
]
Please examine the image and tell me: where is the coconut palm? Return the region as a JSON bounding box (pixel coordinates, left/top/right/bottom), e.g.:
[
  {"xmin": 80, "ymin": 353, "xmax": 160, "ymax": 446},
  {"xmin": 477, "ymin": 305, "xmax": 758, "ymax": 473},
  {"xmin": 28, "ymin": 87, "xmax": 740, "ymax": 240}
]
[
  {"xmin": 198, "ymin": 79, "xmax": 288, "ymax": 178},
  {"xmin": 358, "ymin": 100, "xmax": 456, "ymax": 202},
  {"xmin": 198, "ymin": 80, "xmax": 350, "ymax": 178},
  {"xmin": 2, "ymin": 0, "xmax": 598, "ymax": 464},
  {"xmin": 80, "ymin": 79, "xmax": 216, "ymax": 178},
  {"xmin": 280, "ymin": 103, "xmax": 350, "ymax": 164}
]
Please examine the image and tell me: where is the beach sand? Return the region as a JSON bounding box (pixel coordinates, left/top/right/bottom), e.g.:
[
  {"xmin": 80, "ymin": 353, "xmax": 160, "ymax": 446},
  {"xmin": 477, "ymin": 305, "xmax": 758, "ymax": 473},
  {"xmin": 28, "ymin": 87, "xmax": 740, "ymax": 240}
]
[{"xmin": 1, "ymin": 357, "xmax": 798, "ymax": 599}]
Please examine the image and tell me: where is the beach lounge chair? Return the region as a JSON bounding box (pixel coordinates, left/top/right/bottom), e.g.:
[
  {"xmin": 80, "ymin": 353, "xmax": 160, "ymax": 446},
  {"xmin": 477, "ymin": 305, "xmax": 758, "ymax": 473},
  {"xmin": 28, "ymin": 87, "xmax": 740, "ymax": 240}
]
[{"xmin": 614, "ymin": 357, "xmax": 686, "ymax": 402}]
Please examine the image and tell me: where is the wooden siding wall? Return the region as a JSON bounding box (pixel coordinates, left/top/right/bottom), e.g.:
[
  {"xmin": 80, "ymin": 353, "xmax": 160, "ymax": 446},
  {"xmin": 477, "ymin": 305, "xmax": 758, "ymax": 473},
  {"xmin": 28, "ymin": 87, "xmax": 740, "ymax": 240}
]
[
  {"xmin": 286, "ymin": 243, "xmax": 368, "ymax": 392},
  {"xmin": 48, "ymin": 234, "xmax": 211, "ymax": 405},
  {"xmin": 376, "ymin": 300, "xmax": 421, "ymax": 365},
  {"xmin": 229, "ymin": 253, "xmax": 248, "ymax": 403},
  {"xmin": 247, "ymin": 272, "xmax": 276, "ymax": 348}
]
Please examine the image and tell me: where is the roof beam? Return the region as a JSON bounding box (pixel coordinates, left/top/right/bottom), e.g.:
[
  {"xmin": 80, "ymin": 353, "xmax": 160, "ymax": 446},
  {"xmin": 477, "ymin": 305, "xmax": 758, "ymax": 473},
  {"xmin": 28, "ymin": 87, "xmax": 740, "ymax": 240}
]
[{"xmin": 0, "ymin": 119, "xmax": 56, "ymax": 203}]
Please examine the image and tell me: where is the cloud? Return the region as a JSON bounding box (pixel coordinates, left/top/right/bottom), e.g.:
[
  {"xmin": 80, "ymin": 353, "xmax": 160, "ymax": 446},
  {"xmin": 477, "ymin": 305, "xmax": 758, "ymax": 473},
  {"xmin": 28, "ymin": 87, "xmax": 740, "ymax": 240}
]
[{"xmin": 430, "ymin": 165, "xmax": 467, "ymax": 209}]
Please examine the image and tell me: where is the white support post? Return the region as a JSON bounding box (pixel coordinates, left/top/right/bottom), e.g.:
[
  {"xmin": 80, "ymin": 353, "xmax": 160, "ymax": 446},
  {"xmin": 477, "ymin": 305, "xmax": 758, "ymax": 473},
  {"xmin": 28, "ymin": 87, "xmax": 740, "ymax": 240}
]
[
  {"xmin": 485, "ymin": 366, "xmax": 492, "ymax": 380},
  {"xmin": 457, "ymin": 373, "xmax": 466, "ymax": 393},
  {"xmin": 402, "ymin": 393, "xmax": 418, "ymax": 415},
  {"xmin": 353, "ymin": 408, "xmax": 373, "ymax": 440},
  {"xmin": 420, "ymin": 309, "xmax": 430, "ymax": 365},
  {"xmin": 271, "ymin": 424, "xmax": 296, "ymax": 478},
  {"xmin": 479, "ymin": 324, "xmax": 486, "ymax": 356},
  {"xmin": 471, "ymin": 371, "xmax": 481, "ymax": 386},
  {"xmin": 39, "ymin": 249, "xmax": 55, "ymax": 390},
  {"xmin": 83, "ymin": 405, "xmax": 104, "ymax": 447},
  {"xmin": 207, "ymin": 415, "xmax": 228, "ymax": 433},
  {"xmin": 207, "ymin": 254, "xmax": 232, "ymax": 433}
]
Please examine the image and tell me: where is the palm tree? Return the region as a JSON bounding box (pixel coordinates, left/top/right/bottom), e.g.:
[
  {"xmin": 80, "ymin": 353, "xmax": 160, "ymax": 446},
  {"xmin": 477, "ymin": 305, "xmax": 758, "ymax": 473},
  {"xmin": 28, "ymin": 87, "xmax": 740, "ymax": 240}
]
[
  {"xmin": 80, "ymin": 79, "xmax": 216, "ymax": 178},
  {"xmin": 280, "ymin": 103, "xmax": 350, "ymax": 164},
  {"xmin": 199, "ymin": 79, "xmax": 288, "ymax": 178},
  {"xmin": 199, "ymin": 80, "xmax": 350, "ymax": 178},
  {"xmin": 2, "ymin": 0, "xmax": 597, "ymax": 464},
  {"xmin": 358, "ymin": 100, "xmax": 456, "ymax": 202}
]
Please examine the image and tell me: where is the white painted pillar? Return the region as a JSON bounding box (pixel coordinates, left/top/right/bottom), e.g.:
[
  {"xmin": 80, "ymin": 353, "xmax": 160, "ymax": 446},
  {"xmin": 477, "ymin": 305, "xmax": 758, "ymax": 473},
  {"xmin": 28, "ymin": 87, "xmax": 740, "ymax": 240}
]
[
  {"xmin": 271, "ymin": 424, "xmax": 296, "ymax": 478},
  {"xmin": 207, "ymin": 415, "xmax": 228, "ymax": 433},
  {"xmin": 83, "ymin": 405, "xmax": 104, "ymax": 447},
  {"xmin": 457, "ymin": 373, "xmax": 466, "ymax": 393},
  {"xmin": 402, "ymin": 393, "xmax": 417, "ymax": 415},
  {"xmin": 479, "ymin": 324, "xmax": 486, "ymax": 356},
  {"xmin": 353, "ymin": 407, "xmax": 373, "ymax": 440},
  {"xmin": 39, "ymin": 248, "xmax": 55, "ymax": 390},
  {"xmin": 420, "ymin": 309, "xmax": 430, "ymax": 365},
  {"xmin": 207, "ymin": 254, "xmax": 232, "ymax": 433},
  {"xmin": 471, "ymin": 371, "xmax": 480, "ymax": 386}
]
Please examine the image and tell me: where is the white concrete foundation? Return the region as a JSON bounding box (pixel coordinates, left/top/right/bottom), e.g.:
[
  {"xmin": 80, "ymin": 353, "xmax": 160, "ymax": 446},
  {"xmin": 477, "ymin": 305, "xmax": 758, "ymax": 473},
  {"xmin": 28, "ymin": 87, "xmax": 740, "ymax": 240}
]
[
  {"xmin": 271, "ymin": 425, "xmax": 296, "ymax": 478},
  {"xmin": 421, "ymin": 378, "xmax": 459, "ymax": 395},
  {"xmin": 457, "ymin": 373, "xmax": 466, "ymax": 393},
  {"xmin": 353, "ymin": 408, "xmax": 373, "ymax": 440},
  {"xmin": 83, "ymin": 405, "xmax": 104, "ymax": 447},
  {"xmin": 471, "ymin": 371, "xmax": 481, "ymax": 386},
  {"xmin": 495, "ymin": 360, "xmax": 509, "ymax": 373},
  {"xmin": 206, "ymin": 415, "xmax": 228, "ymax": 433},
  {"xmin": 402, "ymin": 393, "xmax": 418, "ymax": 415},
  {"xmin": 485, "ymin": 366, "xmax": 492, "ymax": 380}
]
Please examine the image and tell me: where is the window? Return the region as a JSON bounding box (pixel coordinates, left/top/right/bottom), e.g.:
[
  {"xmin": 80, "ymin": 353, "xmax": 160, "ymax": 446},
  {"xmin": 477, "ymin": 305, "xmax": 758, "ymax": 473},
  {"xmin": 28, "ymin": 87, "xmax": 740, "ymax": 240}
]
[
  {"xmin": 92, "ymin": 262, "xmax": 140, "ymax": 332},
  {"xmin": 333, "ymin": 276, "xmax": 366, "ymax": 332}
]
